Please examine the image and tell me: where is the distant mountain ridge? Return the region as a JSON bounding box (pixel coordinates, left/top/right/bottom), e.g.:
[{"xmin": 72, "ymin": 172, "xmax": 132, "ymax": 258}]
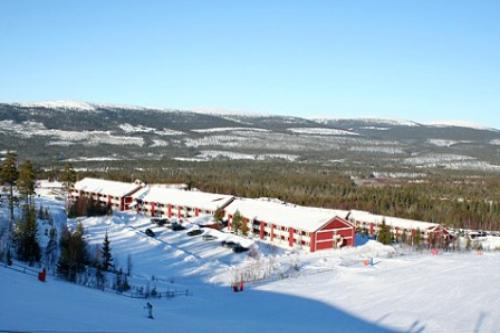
[{"xmin": 1, "ymin": 101, "xmax": 499, "ymax": 172}]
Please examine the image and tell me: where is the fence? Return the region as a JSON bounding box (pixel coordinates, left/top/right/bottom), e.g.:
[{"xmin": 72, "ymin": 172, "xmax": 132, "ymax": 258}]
[{"xmin": 1, "ymin": 260, "xmax": 192, "ymax": 300}]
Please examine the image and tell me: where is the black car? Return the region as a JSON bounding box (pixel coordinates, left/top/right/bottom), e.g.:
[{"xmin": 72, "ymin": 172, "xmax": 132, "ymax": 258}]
[
  {"xmin": 171, "ymin": 223, "xmax": 186, "ymax": 231},
  {"xmin": 202, "ymin": 234, "xmax": 217, "ymax": 241},
  {"xmin": 187, "ymin": 229, "xmax": 204, "ymax": 237},
  {"xmin": 145, "ymin": 228, "xmax": 155, "ymax": 238},
  {"xmin": 151, "ymin": 218, "xmax": 169, "ymax": 226},
  {"xmin": 232, "ymin": 245, "xmax": 249, "ymax": 253},
  {"xmin": 221, "ymin": 240, "xmax": 238, "ymax": 248}
]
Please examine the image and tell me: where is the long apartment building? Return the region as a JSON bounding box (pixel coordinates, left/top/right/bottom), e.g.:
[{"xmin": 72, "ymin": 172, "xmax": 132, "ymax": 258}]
[
  {"xmin": 71, "ymin": 178, "xmax": 143, "ymax": 211},
  {"xmin": 131, "ymin": 185, "xmax": 234, "ymax": 220},
  {"xmin": 223, "ymin": 198, "xmax": 355, "ymax": 252}
]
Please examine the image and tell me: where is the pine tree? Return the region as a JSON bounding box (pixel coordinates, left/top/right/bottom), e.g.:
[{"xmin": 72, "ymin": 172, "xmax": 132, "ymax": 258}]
[
  {"xmin": 18, "ymin": 160, "xmax": 36, "ymax": 205},
  {"xmin": 57, "ymin": 222, "xmax": 88, "ymax": 282},
  {"xmin": 38, "ymin": 205, "xmax": 45, "ymax": 220},
  {"xmin": 15, "ymin": 205, "xmax": 41, "ymax": 265},
  {"xmin": 231, "ymin": 210, "xmax": 242, "ymax": 234},
  {"xmin": 60, "ymin": 162, "xmax": 76, "ymax": 211},
  {"xmin": 377, "ymin": 220, "xmax": 392, "ymax": 245},
  {"xmin": 414, "ymin": 229, "xmax": 421, "ymax": 248},
  {"xmin": 0, "ymin": 152, "xmax": 19, "ymax": 258},
  {"xmin": 126, "ymin": 254, "xmax": 133, "ymax": 277},
  {"xmin": 101, "ymin": 231, "xmax": 113, "ymax": 271},
  {"xmin": 214, "ymin": 207, "xmax": 225, "ymax": 223},
  {"xmin": 45, "ymin": 227, "xmax": 58, "ymax": 269},
  {"xmin": 240, "ymin": 218, "xmax": 249, "ymax": 236}
]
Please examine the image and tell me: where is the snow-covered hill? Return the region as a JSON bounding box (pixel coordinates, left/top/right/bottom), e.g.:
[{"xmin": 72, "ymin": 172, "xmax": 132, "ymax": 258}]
[{"xmin": 1, "ymin": 101, "xmax": 500, "ymax": 171}]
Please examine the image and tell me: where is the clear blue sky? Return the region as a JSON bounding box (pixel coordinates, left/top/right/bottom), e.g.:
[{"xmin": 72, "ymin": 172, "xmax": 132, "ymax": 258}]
[{"xmin": 1, "ymin": 1, "xmax": 499, "ymax": 126}]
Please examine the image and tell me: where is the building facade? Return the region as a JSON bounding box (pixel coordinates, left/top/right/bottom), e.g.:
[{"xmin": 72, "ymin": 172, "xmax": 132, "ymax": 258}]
[
  {"xmin": 131, "ymin": 186, "xmax": 234, "ymax": 220},
  {"xmin": 224, "ymin": 198, "xmax": 355, "ymax": 252},
  {"xmin": 71, "ymin": 178, "xmax": 143, "ymax": 211}
]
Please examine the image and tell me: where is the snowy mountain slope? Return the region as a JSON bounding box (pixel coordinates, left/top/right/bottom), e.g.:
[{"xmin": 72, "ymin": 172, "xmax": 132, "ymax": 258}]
[{"xmin": 1, "ymin": 101, "xmax": 499, "ymax": 170}]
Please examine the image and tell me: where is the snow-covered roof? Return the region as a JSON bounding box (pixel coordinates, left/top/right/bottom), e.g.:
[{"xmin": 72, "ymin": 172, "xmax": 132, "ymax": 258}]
[
  {"xmin": 348, "ymin": 210, "xmax": 440, "ymax": 231},
  {"xmin": 131, "ymin": 186, "xmax": 234, "ymax": 211},
  {"xmin": 224, "ymin": 198, "xmax": 350, "ymax": 233},
  {"xmin": 74, "ymin": 178, "xmax": 142, "ymax": 198}
]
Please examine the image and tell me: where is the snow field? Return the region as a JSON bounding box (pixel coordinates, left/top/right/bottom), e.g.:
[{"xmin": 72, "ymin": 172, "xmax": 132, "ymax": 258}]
[{"xmin": 3, "ymin": 185, "xmax": 500, "ymax": 332}]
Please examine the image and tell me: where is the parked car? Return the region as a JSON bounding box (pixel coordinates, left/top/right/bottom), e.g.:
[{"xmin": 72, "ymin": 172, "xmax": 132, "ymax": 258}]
[
  {"xmin": 170, "ymin": 223, "xmax": 186, "ymax": 231},
  {"xmin": 187, "ymin": 229, "xmax": 204, "ymax": 237},
  {"xmin": 232, "ymin": 245, "xmax": 249, "ymax": 253},
  {"xmin": 145, "ymin": 228, "xmax": 155, "ymax": 238},
  {"xmin": 151, "ymin": 218, "xmax": 169, "ymax": 226},
  {"xmin": 221, "ymin": 240, "xmax": 238, "ymax": 248},
  {"xmin": 202, "ymin": 234, "xmax": 217, "ymax": 241}
]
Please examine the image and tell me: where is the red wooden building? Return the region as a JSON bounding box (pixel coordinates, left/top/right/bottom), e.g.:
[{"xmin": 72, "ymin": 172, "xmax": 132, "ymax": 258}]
[
  {"xmin": 347, "ymin": 210, "xmax": 451, "ymax": 244},
  {"xmin": 224, "ymin": 198, "xmax": 355, "ymax": 252},
  {"xmin": 71, "ymin": 178, "xmax": 143, "ymax": 211},
  {"xmin": 130, "ymin": 185, "xmax": 234, "ymax": 220}
]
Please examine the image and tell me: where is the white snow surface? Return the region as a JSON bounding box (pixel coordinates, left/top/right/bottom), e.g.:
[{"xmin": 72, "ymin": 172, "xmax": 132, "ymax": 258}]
[
  {"xmin": 192, "ymin": 127, "xmax": 269, "ymax": 133},
  {"xmin": 192, "ymin": 150, "xmax": 300, "ymax": 161},
  {"xmin": 490, "ymin": 139, "xmax": 500, "ymax": 146},
  {"xmin": 427, "ymin": 139, "xmax": 461, "ymax": 147},
  {"xmin": 0, "ymin": 120, "xmax": 144, "ymax": 146},
  {"xmin": 17, "ymin": 100, "xmax": 96, "ymax": 111},
  {"xmin": 119, "ymin": 123, "xmax": 184, "ymax": 136},
  {"xmin": 288, "ymin": 127, "xmax": 359, "ymax": 136},
  {"xmin": 404, "ymin": 153, "xmax": 500, "ymax": 171},
  {"xmin": 313, "ymin": 118, "xmax": 420, "ymax": 127}
]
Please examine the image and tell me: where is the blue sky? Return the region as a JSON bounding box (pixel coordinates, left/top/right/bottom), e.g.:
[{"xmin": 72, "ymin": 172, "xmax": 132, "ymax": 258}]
[{"xmin": 1, "ymin": 1, "xmax": 499, "ymax": 126}]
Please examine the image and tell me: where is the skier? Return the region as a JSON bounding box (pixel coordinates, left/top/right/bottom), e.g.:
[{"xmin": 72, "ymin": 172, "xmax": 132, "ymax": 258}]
[{"xmin": 144, "ymin": 302, "xmax": 154, "ymax": 319}]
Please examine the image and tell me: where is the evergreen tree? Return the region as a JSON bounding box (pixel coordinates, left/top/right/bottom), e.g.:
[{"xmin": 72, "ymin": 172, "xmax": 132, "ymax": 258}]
[
  {"xmin": 0, "ymin": 152, "xmax": 19, "ymax": 257},
  {"xmin": 15, "ymin": 205, "xmax": 41, "ymax": 265},
  {"xmin": 377, "ymin": 220, "xmax": 392, "ymax": 245},
  {"xmin": 114, "ymin": 268, "xmax": 130, "ymax": 292},
  {"xmin": 60, "ymin": 162, "xmax": 76, "ymax": 211},
  {"xmin": 414, "ymin": 229, "xmax": 422, "ymax": 248},
  {"xmin": 38, "ymin": 205, "xmax": 45, "ymax": 220},
  {"xmin": 126, "ymin": 254, "xmax": 133, "ymax": 277},
  {"xmin": 214, "ymin": 207, "xmax": 225, "ymax": 223},
  {"xmin": 101, "ymin": 231, "xmax": 113, "ymax": 271},
  {"xmin": 240, "ymin": 218, "xmax": 249, "ymax": 236},
  {"xmin": 18, "ymin": 160, "xmax": 36, "ymax": 205},
  {"xmin": 45, "ymin": 227, "xmax": 58, "ymax": 268},
  {"xmin": 57, "ymin": 222, "xmax": 88, "ymax": 282},
  {"xmin": 231, "ymin": 210, "xmax": 242, "ymax": 234}
]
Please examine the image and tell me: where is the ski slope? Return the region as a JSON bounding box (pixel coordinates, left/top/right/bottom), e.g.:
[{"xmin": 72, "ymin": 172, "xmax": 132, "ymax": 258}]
[{"xmin": 2, "ymin": 186, "xmax": 500, "ymax": 332}]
